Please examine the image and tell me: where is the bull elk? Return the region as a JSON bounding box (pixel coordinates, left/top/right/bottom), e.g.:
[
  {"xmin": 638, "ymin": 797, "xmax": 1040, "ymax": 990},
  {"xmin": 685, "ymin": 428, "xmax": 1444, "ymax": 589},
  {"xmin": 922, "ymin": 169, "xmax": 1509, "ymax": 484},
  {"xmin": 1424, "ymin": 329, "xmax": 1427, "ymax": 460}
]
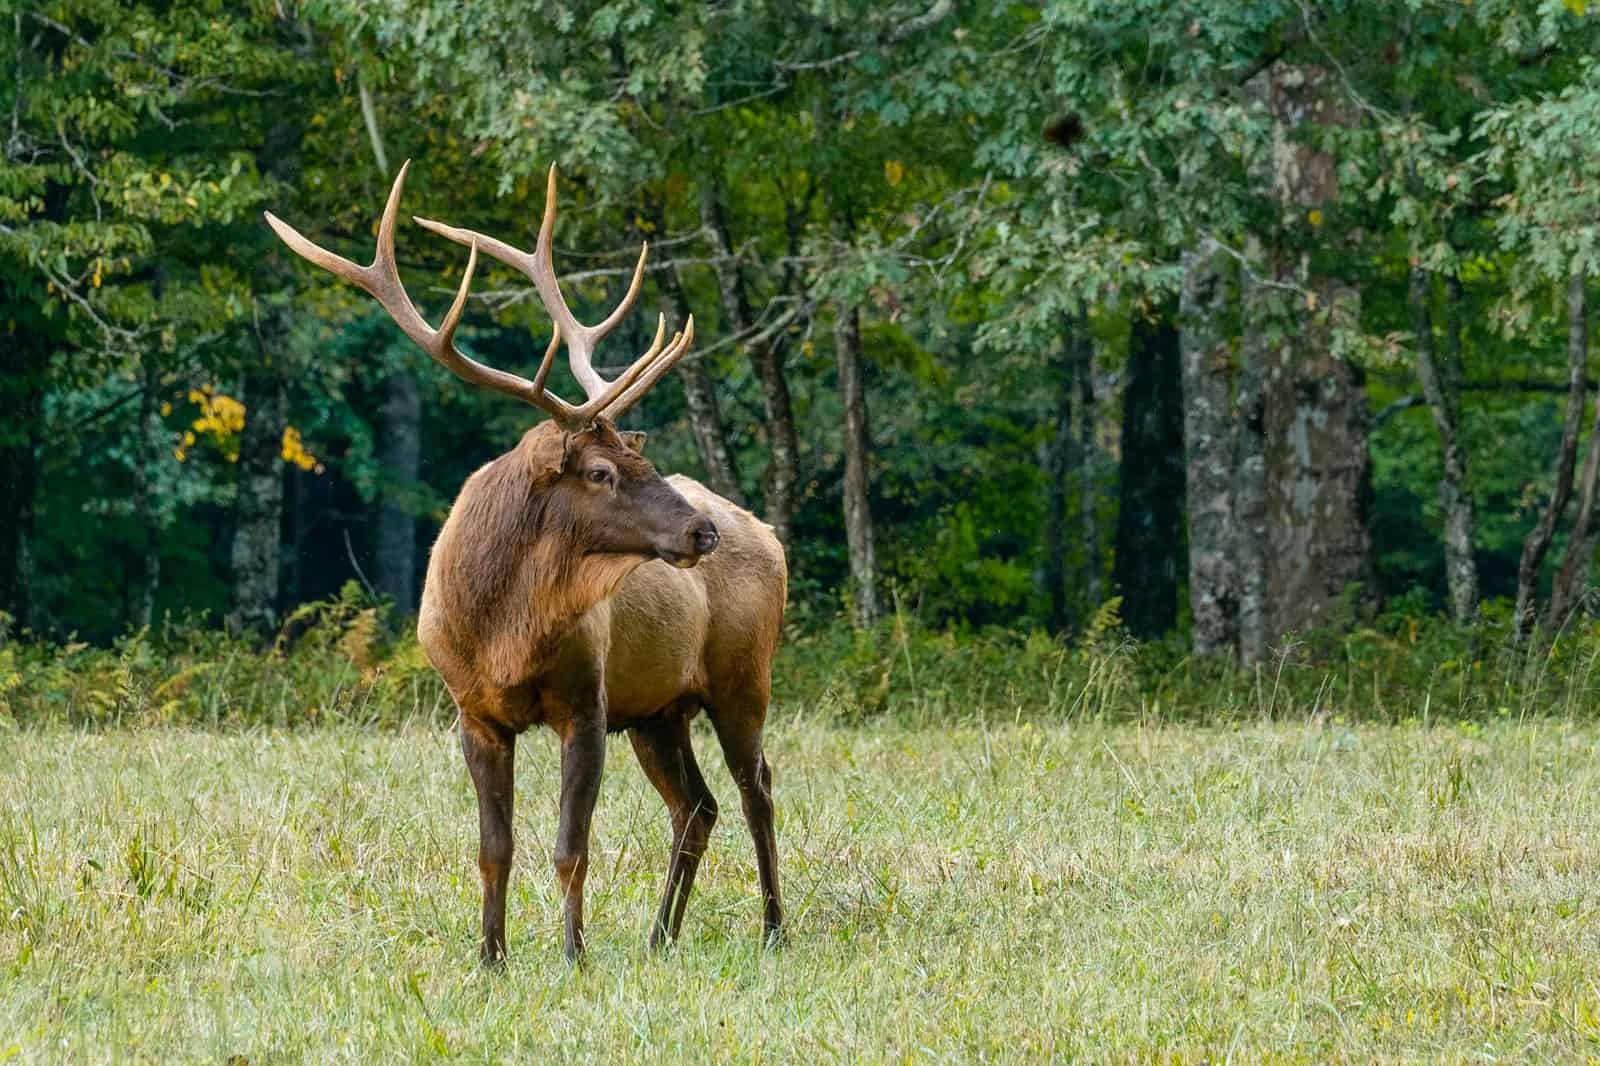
[{"xmin": 265, "ymin": 163, "xmax": 786, "ymax": 964}]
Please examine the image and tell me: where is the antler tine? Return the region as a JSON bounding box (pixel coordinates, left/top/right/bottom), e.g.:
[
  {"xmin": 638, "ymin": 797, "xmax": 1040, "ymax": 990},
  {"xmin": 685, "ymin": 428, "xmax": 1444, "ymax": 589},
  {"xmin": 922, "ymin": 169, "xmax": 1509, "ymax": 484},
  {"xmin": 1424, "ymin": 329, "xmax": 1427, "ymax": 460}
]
[
  {"xmin": 601, "ymin": 316, "xmax": 696, "ymax": 422},
  {"xmin": 533, "ymin": 165, "xmax": 650, "ymax": 398},
  {"xmin": 564, "ymin": 312, "xmax": 667, "ymax": 421},
  {"xmin": 266, "ymin": 162, "xmax": 583, "ymax": 423},
  {"xmin": 530, "ymin": 322, "xmax": 564, "ymax": 397},
  {"xmin": 417, "ymin": 165, "xmax": 652, "ymax": 403},
  {"xmin": 400, "ymin": 163, "xmax": 693, "ymax": 429}
]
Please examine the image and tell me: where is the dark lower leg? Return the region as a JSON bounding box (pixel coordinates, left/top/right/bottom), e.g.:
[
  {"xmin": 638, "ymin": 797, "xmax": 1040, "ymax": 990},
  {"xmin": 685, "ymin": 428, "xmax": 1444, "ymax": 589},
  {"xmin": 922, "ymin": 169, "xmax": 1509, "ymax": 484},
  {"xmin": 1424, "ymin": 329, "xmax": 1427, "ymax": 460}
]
[
  {"xmin": 630, "ymin": 714, "xmax": 717, "ymax": 949},
  {"xmin": 554, "ymin": 716, "xmax": 606, "ymax": 961},
  {"xmin": 744, "ymin": 758, "xmax": 783, "ymax": 940},
  {"xmin": 461, "ymin": 716, "xmax": 516, "ymax": 967},
  {"xmin": 713, "ymin": 718, "xmax": 783, "ymax": 942}
]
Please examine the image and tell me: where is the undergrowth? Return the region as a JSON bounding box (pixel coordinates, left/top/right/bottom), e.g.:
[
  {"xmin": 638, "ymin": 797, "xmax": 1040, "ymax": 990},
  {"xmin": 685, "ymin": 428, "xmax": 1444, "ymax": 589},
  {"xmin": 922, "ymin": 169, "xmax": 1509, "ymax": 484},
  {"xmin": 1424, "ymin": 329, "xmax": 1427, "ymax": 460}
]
[{"xmin": 4, "ymin": 583, "xmax": 1600, "ymax": 728}]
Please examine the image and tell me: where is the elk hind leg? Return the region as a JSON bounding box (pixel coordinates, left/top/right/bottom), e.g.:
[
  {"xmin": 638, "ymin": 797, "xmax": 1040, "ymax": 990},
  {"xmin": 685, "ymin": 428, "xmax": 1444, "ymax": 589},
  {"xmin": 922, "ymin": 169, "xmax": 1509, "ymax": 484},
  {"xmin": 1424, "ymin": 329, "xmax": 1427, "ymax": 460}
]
[
  {"xmin": 629, "ymin": 705, "xmax": 718, "ymax": 949},
  {"xmin": 707, "ymin": 693, "xmax": 782, "ymax": 944}
]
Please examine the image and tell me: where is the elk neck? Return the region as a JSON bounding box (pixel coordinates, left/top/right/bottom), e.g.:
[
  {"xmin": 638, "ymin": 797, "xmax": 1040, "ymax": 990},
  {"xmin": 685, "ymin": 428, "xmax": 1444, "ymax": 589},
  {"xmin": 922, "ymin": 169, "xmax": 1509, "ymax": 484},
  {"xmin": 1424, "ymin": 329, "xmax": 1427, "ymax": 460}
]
[{"xmin": 426, "ymin": 438, "xmax": 650, "ymax": 691}]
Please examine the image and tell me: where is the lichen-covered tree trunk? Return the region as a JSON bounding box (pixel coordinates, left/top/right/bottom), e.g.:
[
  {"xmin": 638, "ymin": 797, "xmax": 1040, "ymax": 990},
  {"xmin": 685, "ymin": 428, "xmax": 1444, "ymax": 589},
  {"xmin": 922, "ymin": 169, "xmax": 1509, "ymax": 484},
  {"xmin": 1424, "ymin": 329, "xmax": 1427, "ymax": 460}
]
[
  {"xmin": 130, "ymin": 366, "xmax": 163, "ymax": 630},
  {"xmin": 228, "ymin": 352, "xmax": 287, "ymax": 637},
  {"xmin": 679, "ymin": 360, "xmax": 744, "ymax": 505},
  {"xmin": 1412, "ymin": 267, "xmax": 1478, "ymax": 623},
  {"xmin": 702, "ymin": 187, "xmax": 793, "ymax": 539},
  {"xmin": 1532, "ymin": 278, "xmax": 1591, "ymax": 638},
  {"xmin": 1180, "ymin": 241, "xmax": 1240, "ymax": 658},
  {"xmin": 1261, "ymin": 286, "xmax": 1373, "ymax": 638},
  {"xmin": 1259, "ymin": 64, "xmax": 1374, "ymax": 641},
  {"xmin": 657, "ymin": 256, "xmax": 743, "ymax": 505},
  {"xmin": 375, "ymin": 366, "xmax": 420, "ymax": 613},
  {"xmin": 835, "ymin": 307, "xmax": 877, "ymax": 627},
  {"xmin": 1112, "ymin": 310, "xmax": 1185, "ymax": 637},
  {"xmin": 1235, "ymin": 270, "xmax": 1270, "ymax": 666},
  {"xmin": 753, "ymin": 338, "xmax": 800, "ymax": 550}
]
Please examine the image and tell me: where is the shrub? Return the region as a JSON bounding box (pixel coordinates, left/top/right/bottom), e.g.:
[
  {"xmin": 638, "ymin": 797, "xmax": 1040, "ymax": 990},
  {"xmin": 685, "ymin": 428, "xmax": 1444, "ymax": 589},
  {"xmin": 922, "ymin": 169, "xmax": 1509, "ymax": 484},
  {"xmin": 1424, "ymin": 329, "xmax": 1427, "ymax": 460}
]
[{"xmin": 4, "ymin": 589, "xmax": 1600, "ymax": 730}]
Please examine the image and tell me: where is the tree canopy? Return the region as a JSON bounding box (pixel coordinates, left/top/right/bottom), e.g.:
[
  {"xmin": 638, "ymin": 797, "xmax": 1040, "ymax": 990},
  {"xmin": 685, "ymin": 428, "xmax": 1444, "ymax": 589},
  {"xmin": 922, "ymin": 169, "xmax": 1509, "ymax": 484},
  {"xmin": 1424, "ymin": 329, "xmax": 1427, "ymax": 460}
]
[{"xmin": 6, "ymin": 0, "xmax": 1600, "ymax": 651}]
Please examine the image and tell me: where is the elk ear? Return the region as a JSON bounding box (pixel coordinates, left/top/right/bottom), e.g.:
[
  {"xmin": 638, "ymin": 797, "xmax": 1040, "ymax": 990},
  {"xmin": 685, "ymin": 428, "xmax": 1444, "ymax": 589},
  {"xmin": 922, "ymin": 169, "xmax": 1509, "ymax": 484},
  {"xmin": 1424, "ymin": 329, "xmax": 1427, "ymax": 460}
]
[
  {"xmin": 522, "ymin": 426, "xmax": 570, "ymax": 480},
  {"xmin": 619, "ymin": 430, "xmax": 647, "ymax": 454}
]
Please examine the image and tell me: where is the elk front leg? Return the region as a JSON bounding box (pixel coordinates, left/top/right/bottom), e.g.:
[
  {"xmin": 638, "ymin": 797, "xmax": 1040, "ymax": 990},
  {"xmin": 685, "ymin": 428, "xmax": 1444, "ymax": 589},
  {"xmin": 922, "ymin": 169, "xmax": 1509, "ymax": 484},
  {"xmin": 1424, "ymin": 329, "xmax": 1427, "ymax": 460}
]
[
  {"xmin": 461, "ymin": 715, "xmax": 516, "ymax": 968},
  {"xmin": 554, "ymin": 712, "xmax": 606, "ymax": 961}
]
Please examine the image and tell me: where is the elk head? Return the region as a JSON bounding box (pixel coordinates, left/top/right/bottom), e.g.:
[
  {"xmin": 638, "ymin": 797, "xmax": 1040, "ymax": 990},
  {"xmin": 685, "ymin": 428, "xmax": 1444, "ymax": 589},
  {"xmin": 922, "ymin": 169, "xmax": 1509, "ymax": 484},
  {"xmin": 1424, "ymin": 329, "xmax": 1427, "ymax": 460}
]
[
  {"xmin": 521, "ymin": 418, "xmax": 718, "ymax": 568},
  {"xmin": 264, "ymin": 162, "xmax": 718, "ymax": 568}
]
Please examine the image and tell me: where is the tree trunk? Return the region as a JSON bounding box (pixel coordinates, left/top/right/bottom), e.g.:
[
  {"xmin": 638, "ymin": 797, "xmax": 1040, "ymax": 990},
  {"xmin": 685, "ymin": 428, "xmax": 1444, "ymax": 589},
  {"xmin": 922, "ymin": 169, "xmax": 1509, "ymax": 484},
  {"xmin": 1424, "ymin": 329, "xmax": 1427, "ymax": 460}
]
[
  {"xmin": 1180, "ymin": 241, "xmax": 1239, "ymax": 658},
  {"xmin": 679, "ymin": 360, "xmax": 744, "ymax": 505},
  {"xmin": 1043, "ymin": 325, "xmax": 1079, "ymax": 632},
  {"xmin": 1076, "ymin": 337, "xmax": 1101, "ymax": 613},
  {"xmin": 0, "ymin": 432, "xmax": 36, "ymax": 632},
  {"xmin": 656, "ymin": 254, "xmax": 743, "ymax": 504},
  {"xmin": 0, "ymin": 326, "xmax": 42, "ymax": 632},
  {"xmin": 229, "ymin": 337, "xmax": 287, "ymax": 637},
  {"xmin": 702, "ymin": 187, "xmax": 794, "ymax": 542},
  {"xmin": 1514, "ymin": 276, "xmax": 1588, "ymax": 642},
  {"xmin": 375, "ymin": 366, "xmax": 420, "ymax": 613},
  {"xmin": 1261, "ymin": 277, "xmax": 1372, "ymax": 639},
  {"xmin": 130, "ymin": 364, "xmax": 163, "ymax": 629},
  {"xmin": 1235, "ymin": 270, "xmax": 1269, "ymax": 666},
  {"xmin": 1113, "ymin": 308, "xmax": 1185, "ymax": 637},
  {"xmin": 1412, "ymin": 267, "xmax": 1478, "ymax": 623},
  {"xmin": 1543, "ymin": 279, "xmax": 1595, "ymax": 636},
  {"xmin": 1260, "ymin": 64, "xmax": 1373, "ymax": 640},
  {"xmin": 753, "ymin": 338, "xmax": 800, "ymax": 550},
  {"xmin": 834, "ymin": 307, "xmax": 877, "ymax": 627}
]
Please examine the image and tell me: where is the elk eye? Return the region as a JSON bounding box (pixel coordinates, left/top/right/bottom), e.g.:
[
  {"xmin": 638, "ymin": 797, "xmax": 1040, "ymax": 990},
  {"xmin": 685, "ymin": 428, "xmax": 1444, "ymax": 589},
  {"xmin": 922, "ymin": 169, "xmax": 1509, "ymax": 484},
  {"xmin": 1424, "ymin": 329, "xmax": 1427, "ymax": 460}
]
[{"xmin": 587, "ymin": 468, "xmax": 612, "ymax": 485}]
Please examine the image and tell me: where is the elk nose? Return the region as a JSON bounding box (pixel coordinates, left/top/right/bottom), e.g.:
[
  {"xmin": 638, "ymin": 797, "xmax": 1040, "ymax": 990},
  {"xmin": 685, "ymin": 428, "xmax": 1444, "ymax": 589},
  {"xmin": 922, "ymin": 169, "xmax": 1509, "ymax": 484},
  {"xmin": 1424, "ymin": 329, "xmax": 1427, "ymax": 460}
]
[{"xmin": 691, "ymin": 518, "xmax": 720, "ymax": 556}]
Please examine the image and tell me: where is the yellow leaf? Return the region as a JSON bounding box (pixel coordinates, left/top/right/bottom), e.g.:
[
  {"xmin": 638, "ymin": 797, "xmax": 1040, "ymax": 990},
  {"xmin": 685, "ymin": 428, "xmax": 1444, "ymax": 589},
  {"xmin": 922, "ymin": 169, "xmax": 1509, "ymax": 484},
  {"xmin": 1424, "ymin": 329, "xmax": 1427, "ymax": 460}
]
[
  {"xmin": 1564, "ymin": 0, "xmax": 1587, "ymax": 14},
  {"xmin": 1307, "ymin": 208, "xmax": 1324, "ymax": 227},
  {"xmin": 281, "ymin": 426, "xmax": 319, "ymax": 471},
  {"xmin": 884, "ymin": 160, "xmax": 904, "ymax": 187}
]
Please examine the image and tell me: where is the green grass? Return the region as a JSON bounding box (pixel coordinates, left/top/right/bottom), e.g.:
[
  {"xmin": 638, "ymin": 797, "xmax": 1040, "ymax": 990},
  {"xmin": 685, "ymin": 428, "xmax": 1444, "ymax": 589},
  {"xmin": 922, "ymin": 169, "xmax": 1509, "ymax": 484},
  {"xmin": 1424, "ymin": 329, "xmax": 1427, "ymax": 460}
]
[{"xmin": 3, "ymin": 715, "xmax": 1599, "ymax": 1063}]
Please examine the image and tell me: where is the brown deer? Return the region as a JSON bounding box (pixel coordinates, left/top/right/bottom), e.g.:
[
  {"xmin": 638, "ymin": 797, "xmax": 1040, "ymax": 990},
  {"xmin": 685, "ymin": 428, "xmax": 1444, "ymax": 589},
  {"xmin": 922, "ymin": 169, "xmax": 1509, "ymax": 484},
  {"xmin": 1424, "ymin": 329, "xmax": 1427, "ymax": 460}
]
[{"xmin": 265, "ymin": 163, "xmax": 786, "ymax": 965}]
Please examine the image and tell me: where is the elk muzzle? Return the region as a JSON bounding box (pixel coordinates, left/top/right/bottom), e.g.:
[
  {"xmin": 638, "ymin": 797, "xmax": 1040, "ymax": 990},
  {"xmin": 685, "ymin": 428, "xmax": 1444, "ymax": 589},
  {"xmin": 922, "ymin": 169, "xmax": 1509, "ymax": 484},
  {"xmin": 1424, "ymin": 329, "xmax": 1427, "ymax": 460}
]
[{"xmin": 660, "ymin": 515, "xmax": 719, "ymax": 569}]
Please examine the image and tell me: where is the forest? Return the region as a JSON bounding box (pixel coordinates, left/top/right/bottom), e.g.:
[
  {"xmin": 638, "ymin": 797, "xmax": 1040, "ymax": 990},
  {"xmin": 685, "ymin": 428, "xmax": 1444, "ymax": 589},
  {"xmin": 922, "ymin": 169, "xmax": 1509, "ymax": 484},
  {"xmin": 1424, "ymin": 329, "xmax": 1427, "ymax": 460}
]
[
  {"xmin": 2, "ymin": 0, "xmax": 1597, "ymax": 665},
  {"xmin": 8, "ymin": 5, "xmax": 1600, "ymax": 1061}
]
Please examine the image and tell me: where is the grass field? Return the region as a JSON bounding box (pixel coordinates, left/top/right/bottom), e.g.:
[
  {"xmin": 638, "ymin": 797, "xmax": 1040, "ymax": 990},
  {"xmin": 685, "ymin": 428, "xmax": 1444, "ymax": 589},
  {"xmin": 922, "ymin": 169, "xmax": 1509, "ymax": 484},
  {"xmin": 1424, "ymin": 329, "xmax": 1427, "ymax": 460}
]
[{"xmin": 2, "ymin": 714, "xmax": 1598, "ymax": 1063}]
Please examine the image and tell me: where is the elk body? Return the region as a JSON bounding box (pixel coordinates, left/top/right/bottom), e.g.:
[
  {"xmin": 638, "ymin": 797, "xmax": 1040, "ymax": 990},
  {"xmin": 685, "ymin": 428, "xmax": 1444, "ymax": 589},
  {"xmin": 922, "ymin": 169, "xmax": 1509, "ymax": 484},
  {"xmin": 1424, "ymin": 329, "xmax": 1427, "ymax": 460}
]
[{"xmin": 266, "ymin": 164, "xmax": 786, "ymax": 964}]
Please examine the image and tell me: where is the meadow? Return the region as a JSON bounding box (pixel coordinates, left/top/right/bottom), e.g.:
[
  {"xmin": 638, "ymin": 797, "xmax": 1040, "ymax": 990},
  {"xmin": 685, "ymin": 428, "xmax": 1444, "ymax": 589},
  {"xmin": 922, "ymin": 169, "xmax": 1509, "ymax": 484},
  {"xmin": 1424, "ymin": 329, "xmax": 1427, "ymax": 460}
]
[{"xmin": 3, "ymin": 710, "xmax": 1598, "ymax": 1063}]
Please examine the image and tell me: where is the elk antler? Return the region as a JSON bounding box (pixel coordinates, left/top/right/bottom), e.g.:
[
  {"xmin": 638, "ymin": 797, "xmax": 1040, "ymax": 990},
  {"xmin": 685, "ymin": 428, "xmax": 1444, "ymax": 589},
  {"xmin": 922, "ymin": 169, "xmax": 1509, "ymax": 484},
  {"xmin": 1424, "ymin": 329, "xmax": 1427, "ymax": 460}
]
[
  {"xmin": 415, "ymin": 165, "xmax": 694, "ymax": 424},
  {"xmin": 264, "ymin": 162, "xmax": 691, "ymax": 431}
]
